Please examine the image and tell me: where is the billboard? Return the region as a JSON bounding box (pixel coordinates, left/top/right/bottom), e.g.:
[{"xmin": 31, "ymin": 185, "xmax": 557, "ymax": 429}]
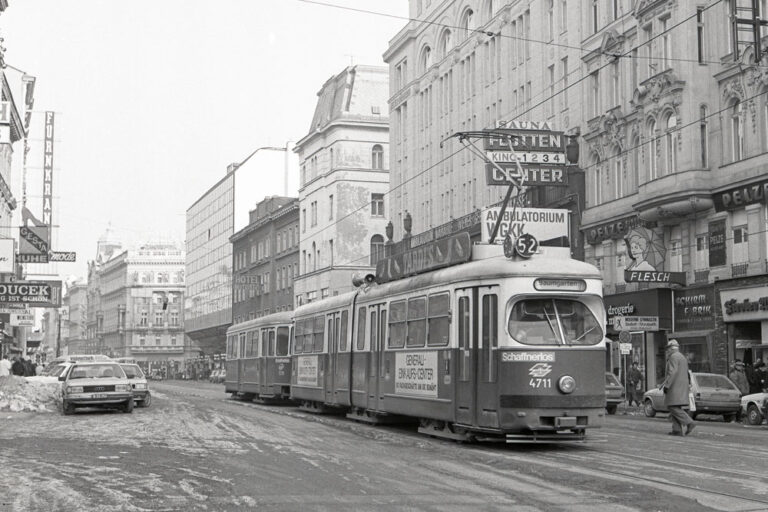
[
  {"xmin": 481, "ymin": 207, "xmax": 569, "ymax": 246},
  {"xmin": 0, "ymin": 280, "xmax": 62, "ymax": 307}
]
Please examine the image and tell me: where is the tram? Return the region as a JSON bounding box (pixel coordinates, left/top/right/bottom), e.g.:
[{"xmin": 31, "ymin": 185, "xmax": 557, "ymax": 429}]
[
  {"xmin": 290, "ymin": 239, "xmax": 607, "ymax": 442},
  {"xmin": 224, "ymin": 311, "xmax": 292, "ymax": 401}
]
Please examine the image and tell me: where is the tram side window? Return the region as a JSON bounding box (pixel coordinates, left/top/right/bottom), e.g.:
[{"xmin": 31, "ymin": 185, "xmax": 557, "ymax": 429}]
[
  {"xmin": 483, "ymin": 294, "xmax": 498, "ymax": 348},
  {"xmin": 427, "ymin": 292, "xmax": 450, "ymax": 347},
  {"xmin": 388, "ymin": 300, "xmax": 406, "ymax": 348},
  {"xmin": 314, "ymin": 315, "xmax": 325, "ymax": 352},
  {"xmin": 269, "ymin": 330, "xmax": 276, "ymax": 356},
  {"xmin": 407, "ymin": 297, "xmax": 427, "ymax": 347},
  {"xmin": 245, "ymin": 331, "xmax": 256, "ymax": 358},
  {"xmin": 356, "ymin": 307, "xmax": 366, "ymax": 350},
  {"xmin": 295, "ymin": 319, "xmax": 309, "ymax": 354},
  {"xmin": 276, "ymin": 327, "xmax": 289, "ymax": 356},
  {"xmin": 339, "ymin": 310, "xmax": 349, "ymax": 351},
  {"xmin": 239, "ymin": 333, "xmax": 246, "ymax": 358},
  {"xmin": 293, "ymin": 321, "xmax": 303, "ymax": 354},
  {"xmin": 261, "ymin": 329, "xmax": 269, "ymax": 356},
  {"xmin": 226, "ymin": 336, "xmax": 235, "ymax": 359}
]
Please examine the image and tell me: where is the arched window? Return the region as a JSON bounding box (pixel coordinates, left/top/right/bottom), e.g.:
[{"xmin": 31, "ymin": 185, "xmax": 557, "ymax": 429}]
[
  {"xmin": 439, "ymin": 29, "xmax": 452, "ymax": 58},
  {"xmin": 665, "ymin": 114, "xmax": 678, "ymax": 175},
  {"xmin": 420, "ymin": 45, "xmax": 433, "ymax": 73},
  {"xmin": 613, "ymin": 147, "xmax": 623, "ymax": 199},
  {"xmin": 699, "ymin": 105, "xmax": 709, "ymax": 167},
  {"xmin": 372, "ymin": 144, "xmax": 383, "ymax": 169},
  {"xmin": 731, "ymin": 99, "xmax": 744, "ymax": 161},
  {"xmin": 460, "ymin": 8, "xmax": 474, "ymax": 41},
  {"xmin": 370, "ymin": 235, "xmax": 385, "ymax": 266},
  {"xmin": 648, "ymin": 120, "xmax": 658, "ymax": 180}
]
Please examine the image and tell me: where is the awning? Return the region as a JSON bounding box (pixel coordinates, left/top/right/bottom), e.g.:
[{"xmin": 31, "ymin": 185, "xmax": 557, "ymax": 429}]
[{"xmin": 736, "ymin": 339, "xmax": 762, "ymax": 349}]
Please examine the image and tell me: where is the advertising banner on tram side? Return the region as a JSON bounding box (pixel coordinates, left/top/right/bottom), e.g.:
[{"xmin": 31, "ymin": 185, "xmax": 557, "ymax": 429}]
[
  {"xmin": 481, "ymin": 207, "xmax": 570, "ymax": 247},
  {"xmin": 296, "ymin": 355, "xmax": 318, "ymax": 387},
  {"xmin": 394, "ymin": 351, "xmax": 438, "ymax": 398}
]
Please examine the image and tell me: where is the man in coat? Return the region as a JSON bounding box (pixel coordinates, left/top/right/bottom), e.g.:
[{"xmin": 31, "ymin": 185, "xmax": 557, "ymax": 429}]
[{"xmin": 662, "ymin": 339, "xmax": 695, "ymax": 436}]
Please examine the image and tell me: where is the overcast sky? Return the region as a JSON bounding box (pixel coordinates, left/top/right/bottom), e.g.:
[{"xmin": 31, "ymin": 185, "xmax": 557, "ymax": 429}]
[{"xmin": 1, "ymin": 0, "xmax": 407, "ymax": 280}]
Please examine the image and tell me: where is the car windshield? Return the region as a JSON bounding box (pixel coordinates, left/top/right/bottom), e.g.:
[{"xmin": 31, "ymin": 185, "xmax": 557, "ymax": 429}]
[
  {"xmin": 48, "ymin": 364, "xmax": 69, "ymax": 377},
  {"xmin": 68, "ymin": 364, "xmax": 125, "ymax": 380},
  {"xmin": 696, "ymin": 374, "xmax": 737, "ymax": 390},
  {"xmin": 508, "ymin": 299, "xmax": 603, "ymax": 346},
  {"xmin": 605, "ymin": 373, "xmax": 621, "ymax": 386},
  {"xmin": 122, "ymin": 365, "xmax": 144, "ymax": 379}
]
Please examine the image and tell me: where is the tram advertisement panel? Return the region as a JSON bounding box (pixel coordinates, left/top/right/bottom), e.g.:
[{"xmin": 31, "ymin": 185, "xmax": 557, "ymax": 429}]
[
  {"xmin": 395, "ymin": 351, "xmax": 438, "ymax": 397},
  {"xmin": 297, "ymin": 355, "xmax": 318, "ymax": 386}
]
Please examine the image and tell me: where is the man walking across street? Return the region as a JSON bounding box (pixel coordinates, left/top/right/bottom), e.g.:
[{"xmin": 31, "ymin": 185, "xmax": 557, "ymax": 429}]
[
  {"xmin": 662, "ymin": 339, "xmax": 695, "ymax": 436},
  {"xmin": 628, "ymin": 362, "xmax": 643, "ymax": 407}
]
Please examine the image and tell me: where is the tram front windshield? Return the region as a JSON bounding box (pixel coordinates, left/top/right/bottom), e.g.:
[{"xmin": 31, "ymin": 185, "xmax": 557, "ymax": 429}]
[{"xmin": 508, "ymin": 298, "xmax": 603, "ymax": 346}]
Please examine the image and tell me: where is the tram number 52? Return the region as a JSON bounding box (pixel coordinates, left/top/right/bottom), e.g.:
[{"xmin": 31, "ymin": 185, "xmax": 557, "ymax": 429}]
[{"xmin": 529, "ymin": 378, "xmax": 551, "ymax": 388}]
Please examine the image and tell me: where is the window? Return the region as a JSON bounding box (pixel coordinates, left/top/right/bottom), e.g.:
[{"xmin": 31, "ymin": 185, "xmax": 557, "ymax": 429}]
[
  {"xmin": 669, "ymin": 226, "xmax": 682, "ymax": 271},
  {"xmin": 169, "ymin": 311, "xmax": 179, "ymax": 326},
  {"xmin": 547, "ymin": 0, "xmax": 554, "ymax": 41},
  {"xmin": 666, "ymin": 114, "xmax": 678, "ymax": 174},
  {"xmin": 171, "ymin": 336, "xmax": 177, "ymax": 346},
  {"xmin": 155, "ymin": 336, "xmax": 161, "ymax": 346},
  {"xmin": 508, "ymin": 299, "xmax": 603, "ymax": 346},
  {"xmin": 372, "ymin": 144, "xmax": 383, "ymax": 170},
  {"xmin": 328, "ymin": 194, "xmax": 333, "ymax": 220},
  {"xmin": 591, "ymin": 0, "xmax": 599, "ymax": 34},
  {"xmin": 733, "ymin": 225, "xmax": 748, "ymax": 263},
  {"xmin": 731, "ymin": 99, "xmax": 744, "ymax": 161},
  {"xmin": 371, "ymin": 193, "xmax": 384, "ymax": 217},
  {"xmin": 648, "ymin": 120, "xmax": 658, "ymax": 180},
  {"xmin": 311, "ymin": 201, "xmax": 317, "ymax": 227},
  {"xmin": 695, "ymin": 234, "xmax": 709, "ymax": 268},
  {"xmin": 370, "ymin": 235, "xmax": 385, "ymax": 265},
  {"xmin": 614, "ymin": 148, "xmax": 623, "ymax": 199},
  {"xmin": 611, "ymin": 60, "xmax": 620, "ymax": 107},
  {"xmin": 420, "ymin": 45, "xmax": 432, "ymax": 73},
  {"xmin": 560, "ymin": 0, "xmax": 567, "ymax": 33},
  {"xmin": 548, "ymin": 64, "xmax": 555, "ymax": 116},
  {"xmin": 356, "ymin": 306, "xmax": 367, "ymax": 350},
  {"xmin": 699, "ymin": 105, "xmax": 709, "ymax": 167},
  {"xmin": 339, "ymin": 310, "xmax": 348, "ymax": 352},
  {"xmin": 406, "ymin": 297, "xmax": 427, "ymax": 347},
  {"xmin": 643, "ymin": 24, "xmax": 654, "ymax": 78},
  {"xmin": 427, "ymin": 293, "xmax": 450, "ymax": 346},
  {"xmin": 590, "ymin": 70, "xmax": 600, "ymax": 118},
  {"xmin": 276, "ymin": 326, "xmax": 289, "ymax": 356},
  {"xmin": 613, "ymin": 0, "xmax": 620, "ymax": 20},
  {"xmin": 154, "ymin": 311, "xmax": 164, "ymax": 326},
  {"xmin": 439, "ymin": 29, "xmax": 452, "ymax": 58},
  {"xmin": 460, "ymin": 9, "xmax": 474, "ymax": 41},
  {"xmin": 561, "ymin": 57, "xmax": 569, "ymax": 111},
  {"xmin": 661, "ymin": 17, "xmax": 670, "ymax": 70},
  {"xmin": 302, "ymin": 209, "xmax": 306, "ymax": 232},
  {"xmin": 139, "ymin": 336, "xmax": 146, "ymax": 346},
  {"xmin": 697, "ymin": 7, "xmax": 705, "ymax": 63},
  {"xmin": 592, "ymin": 154, "xmax": 602, "ymax": 204},
  {"xmin": 139, "ymin": 310, "xmax": 148, "ymax": 327},
  {"xmin": 388, "ymin": 300, "xmax": 406, "ymax": 348}
]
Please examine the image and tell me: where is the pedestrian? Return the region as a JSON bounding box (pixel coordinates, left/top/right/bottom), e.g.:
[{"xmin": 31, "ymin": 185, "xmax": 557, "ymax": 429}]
[
  {"xmin": 729, "ymin": 360, "xmax": 750, "ymax": 395},
  {"xmin": 661, "ymin": 339, "xmax": 695, "ymax": 436},
  {"xmin": 11, "ymin": 356, "xmax": 24, "ymax": 376},
  {"xmin": 35, "ymin": 362, "xmax": 43, "ymax": 376},
  {"xmin": 628, "ymin": 362, "xmax": 643, "ymax": 407},
  {"xmin": 0, "ymin": 354, "xmax": 11, "ymax": 378},
  {"xmin": 22, "ymin": 357, "xmax": 34, "ymax": 377},
  {"xmin": 755, "ymin": 360, "xmax": 768, "ymax": 391}
]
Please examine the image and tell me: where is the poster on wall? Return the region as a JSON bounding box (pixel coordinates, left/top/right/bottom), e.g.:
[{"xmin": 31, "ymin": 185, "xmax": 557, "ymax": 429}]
[{"xmin": 708, "ymin": 220, "xmax": 727, "ymax": 267}]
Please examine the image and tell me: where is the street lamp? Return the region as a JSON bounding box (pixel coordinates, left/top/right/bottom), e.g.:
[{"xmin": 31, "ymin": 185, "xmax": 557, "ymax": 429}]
[{"xmin": 232, "ymin": 141, "xmax": 293, "ymax": 196}]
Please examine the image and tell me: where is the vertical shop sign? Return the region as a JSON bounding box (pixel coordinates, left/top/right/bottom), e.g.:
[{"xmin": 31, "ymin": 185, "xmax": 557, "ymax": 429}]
[
  {"xmin": 708, "ymin": 220, "xmax": 726, "ymax": 267},
  {"xmin": 42, "ymin": 111, "xmax": 54, "ymax": 243}
]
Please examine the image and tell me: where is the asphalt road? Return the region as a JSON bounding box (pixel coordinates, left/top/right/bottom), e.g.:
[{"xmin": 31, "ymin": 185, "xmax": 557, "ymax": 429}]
[{"xmin": 1, "ymin": 380, "xmax": 767, "ymax": 512}]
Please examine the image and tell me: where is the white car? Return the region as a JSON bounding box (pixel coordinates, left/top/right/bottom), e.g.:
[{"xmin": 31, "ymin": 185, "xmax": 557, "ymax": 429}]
[{"xmin": 740, "ymin": 392, "xmax": 768, "ymax": 425}]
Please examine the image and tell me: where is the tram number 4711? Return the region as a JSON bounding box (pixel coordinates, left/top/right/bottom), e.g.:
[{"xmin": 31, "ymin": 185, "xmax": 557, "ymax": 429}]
[{"xmin": 529, "ymin": 378, "xmax": 552, "ymax": 388}]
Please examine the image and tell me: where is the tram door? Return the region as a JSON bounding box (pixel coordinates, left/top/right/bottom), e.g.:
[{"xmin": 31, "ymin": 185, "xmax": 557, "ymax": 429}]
[
  {"xmin": 367, "ymin": 304, "xmax": 387, "ymax": 411},
  {"xmin": 325, "ymin": 313, "xmax": 339, "ymax": 403},
  {"xmin": 238, "ymin": 333, "xmax": 247, "ymax": 390},
  {"xmin": 477, "ymin": 286, "xmax": 500, "ymax": 429},
  {"xmin": 455, "ymin": 289, "xmax": 476, "ymax": 426}
]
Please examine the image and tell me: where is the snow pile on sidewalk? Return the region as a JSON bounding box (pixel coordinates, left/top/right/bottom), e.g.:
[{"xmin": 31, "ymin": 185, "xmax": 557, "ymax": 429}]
[{"xmin": 0, "ymin": 375, "xmax": 61, "ymax": 412}]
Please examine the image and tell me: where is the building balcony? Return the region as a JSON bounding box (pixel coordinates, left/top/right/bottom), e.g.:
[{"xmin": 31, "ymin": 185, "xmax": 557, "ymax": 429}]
[
  {"xmin": 634, "ymin": 170, "xmax": 713, "ymax": 223},
  {"xmin": 731, "ymin": 262, "xmax": 749, "ymax": 278}
]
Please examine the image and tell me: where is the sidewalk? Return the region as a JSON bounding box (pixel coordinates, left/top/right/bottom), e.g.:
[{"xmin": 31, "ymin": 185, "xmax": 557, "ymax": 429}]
[{"xmin": 612, "ymin": 400, "xmax": 743, "ymax": 425}]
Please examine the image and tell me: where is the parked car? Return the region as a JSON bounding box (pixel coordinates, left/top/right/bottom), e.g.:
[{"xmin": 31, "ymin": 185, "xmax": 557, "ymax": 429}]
[
  {"xmin": 40, "ymin": 361, "xmax": 74, "ymax": 378},
  {"xmin": 59, "ymin": 361, "xmax": 134, "ymax": 415},
  {"xmin": 643, "ymin": 372, "xmax": 741, "ymax": 422},
  {"xmin": 740, "ymin": 392, "xmax": 768, "ymax": 425},
  {"xmin": 605, "ymin": 372, "xmax": 624, "ymax": 415},
  {"xmin": 120, "ymin": 363, "xmax": 151, "ymax": 408}
]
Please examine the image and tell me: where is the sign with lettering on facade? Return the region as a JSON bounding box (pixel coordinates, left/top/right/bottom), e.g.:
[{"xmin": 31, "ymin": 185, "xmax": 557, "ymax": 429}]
[
  {"xmin": 613, "ymin": 316, "xmax": 660, "ymax": 331},
  {"xmin": 42, "ymin": 111, "xmax": 55, "ymax": 237},
  {"xmin": 584, "ymin": 215, "xmax": 642, "ymax": 245},
  {"xmin": 0, "ymin": 239, "xmax": 14, "ymax": 274},
  {"xmin": 19, "ymin": 226, "xmax": 49, "ymax": 256},
  {"xmin": 0, "ymin": 280, "xmax": 62, "ymax": 307},
  {"xmin": 708, "ymin": 220, "xmax": 727, "ymax": 267},
  {"xmin": 673, "ymin": 286, "xmax": 715, "ymax": 331},
  {"xmin": 712, "ymin": 177, "xmax": 768, "ymax": 212},
  {"xmin": 49, "ymin": 251, "xmax": 77, "ymax": 262},
  {"xmin": 484, "ymin": 164, "xmax": 568, "ymax": 187},
  {"xmin": 622, "ymin": 225, "xmax": 686, "ymax": 286},
  {"xmin": 481, "ymin": 207, "xmax": 569, "ymax": 247},
  {"xmin": 720, "ymin": 285, "xmax": 768, "ymax": 322}
]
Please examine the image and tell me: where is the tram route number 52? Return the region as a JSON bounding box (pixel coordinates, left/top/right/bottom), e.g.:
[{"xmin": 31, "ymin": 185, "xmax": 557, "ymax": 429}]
[{"xmin": 514, "ymin": 233, "xmax": 538, "ymax": 258}]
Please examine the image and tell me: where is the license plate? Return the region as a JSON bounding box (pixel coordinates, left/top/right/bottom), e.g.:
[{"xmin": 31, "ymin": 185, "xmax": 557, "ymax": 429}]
[
  {"xmin": 91, "ymin": 394, "xmax": 108, "ymax": 399},
  {"xmin": 555, "ymin": 417, "xmax": 577, "ymax": 428}
]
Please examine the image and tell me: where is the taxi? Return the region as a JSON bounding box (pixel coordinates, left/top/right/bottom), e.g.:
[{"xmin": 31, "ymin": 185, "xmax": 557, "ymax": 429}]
[
  {"xmin": 59, "ymin": 361, "xmax": 134, "ymax": 415},
  {"xmin": 120, "ymin": 363, "xmax": 151, "ymax": 407}
]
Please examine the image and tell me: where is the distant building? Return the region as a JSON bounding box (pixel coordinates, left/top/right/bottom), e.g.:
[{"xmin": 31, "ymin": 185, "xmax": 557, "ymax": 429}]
[
  {"xmin": 62, "ymin": 280, "xmax": 88, "ymax": 355},
  {"xmin": 231, "ymin": 196, "xmax": 299, "ymax": 323},
  {"xmin": 293, "ymin": 65, "xmax": 390, "ymax": 303}
]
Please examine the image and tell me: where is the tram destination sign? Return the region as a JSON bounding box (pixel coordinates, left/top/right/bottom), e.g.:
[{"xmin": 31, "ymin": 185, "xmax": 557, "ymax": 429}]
[{"xmin": 375, "ymin": 232, "xmax": 471, "ymax": 284}]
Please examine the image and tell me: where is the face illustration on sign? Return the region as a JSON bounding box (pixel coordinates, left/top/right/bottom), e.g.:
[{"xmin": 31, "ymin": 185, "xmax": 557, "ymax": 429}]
[{"xmin": 624, "ymin": 227, "xmax": 664, "ymax": 271}]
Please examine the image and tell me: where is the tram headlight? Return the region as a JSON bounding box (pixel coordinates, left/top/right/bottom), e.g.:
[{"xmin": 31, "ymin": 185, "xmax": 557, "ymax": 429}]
[{"xmin": 558, "ymin": 375, "xmax": 576, "ymax": 394}]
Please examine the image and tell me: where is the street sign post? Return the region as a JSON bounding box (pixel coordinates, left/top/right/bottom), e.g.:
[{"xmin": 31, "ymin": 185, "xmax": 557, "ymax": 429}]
[{"xmin": 613, "ymin": 316, "xmax": 659, "ymax": 332}]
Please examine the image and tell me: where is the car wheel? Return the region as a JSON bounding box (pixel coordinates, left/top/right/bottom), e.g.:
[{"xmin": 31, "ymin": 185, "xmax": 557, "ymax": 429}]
[
  {"xmin": 643, "ymin": 399, "xmax": 656, "ymax": 418},
  {"xmin": 141, "ymin": 393, "xmax": 151, "ymax": 408},
  {"xmin": 606, "ymin": 404, "xmax": 617, "ymax": 415},
  {"xmin": 123, "ymin": 398, "xmax": 134, "ymax": 413},
  {"xmin": 62, "ymin": 400, "xmax": 75, "ymax": 416},
  {"xmin": 747, "ymin": 404, "xmax": 763, "ymax": 426}
]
